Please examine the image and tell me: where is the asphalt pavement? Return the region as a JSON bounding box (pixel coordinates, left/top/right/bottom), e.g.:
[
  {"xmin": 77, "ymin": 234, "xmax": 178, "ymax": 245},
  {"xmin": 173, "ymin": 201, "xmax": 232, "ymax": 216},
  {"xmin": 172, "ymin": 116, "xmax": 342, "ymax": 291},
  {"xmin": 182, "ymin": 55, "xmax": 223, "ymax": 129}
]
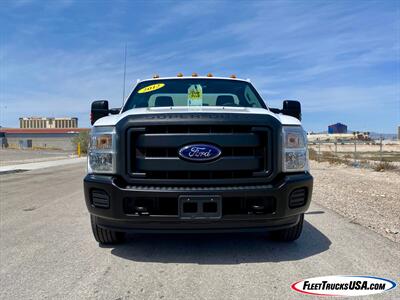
[
  {"xmin": 0, "ymin": 157, "xmax": 86, "ymax": 173},
  {"xmin": 0, "ymin": 162, "xmax": 399, "ymax": 299},
  {"xmin": 0, "ymin": 149, "xmax": 73, "ymax": 166}
]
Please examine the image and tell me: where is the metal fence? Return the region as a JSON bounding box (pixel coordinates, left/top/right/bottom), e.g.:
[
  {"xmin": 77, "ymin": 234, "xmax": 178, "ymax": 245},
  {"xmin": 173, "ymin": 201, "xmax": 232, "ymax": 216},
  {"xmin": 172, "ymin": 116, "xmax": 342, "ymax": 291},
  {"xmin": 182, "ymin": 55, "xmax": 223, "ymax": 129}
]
[{"xmin": 308, "ymin": 139, "xmax": 400, "ymax": 164}]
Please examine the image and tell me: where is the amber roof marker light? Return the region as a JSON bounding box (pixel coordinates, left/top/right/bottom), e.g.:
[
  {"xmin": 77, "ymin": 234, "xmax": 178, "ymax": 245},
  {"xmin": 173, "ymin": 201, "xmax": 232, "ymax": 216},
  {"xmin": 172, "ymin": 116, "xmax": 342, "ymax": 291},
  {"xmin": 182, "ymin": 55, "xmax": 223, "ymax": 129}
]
[
  {"xmin": 177, "ymin": 73, "xmax": 183, "ymax": 77},
  {"xmin": 192, "ymin": 72, "xmax": 198, "ymax": 77},
  {"xmin": 230, "ymin": 74, "xmax": 237, "ymax": 78},
  {"xmin": 207, "ymin": 73, "xmax": 213, "ymax": 77},
  {"xmin": 153, "ymin": 74, "xmax": 160, "ymax": 78}
]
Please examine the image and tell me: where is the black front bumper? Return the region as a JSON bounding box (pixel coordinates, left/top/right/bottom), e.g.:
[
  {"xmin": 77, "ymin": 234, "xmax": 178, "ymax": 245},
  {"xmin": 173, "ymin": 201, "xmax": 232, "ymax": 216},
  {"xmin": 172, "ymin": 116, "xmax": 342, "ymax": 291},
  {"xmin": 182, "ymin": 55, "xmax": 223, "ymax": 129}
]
[{"xmin": 84, "ymin": 173, "xmax": 313, "ymax": 233}]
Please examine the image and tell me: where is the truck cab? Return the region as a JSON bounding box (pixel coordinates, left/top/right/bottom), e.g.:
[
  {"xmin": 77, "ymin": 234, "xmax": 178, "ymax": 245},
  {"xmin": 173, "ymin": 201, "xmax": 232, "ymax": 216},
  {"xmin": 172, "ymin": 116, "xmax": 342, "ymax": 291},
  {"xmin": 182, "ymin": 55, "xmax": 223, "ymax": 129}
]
[{"xmin": 84, "ymin": 75, "xmax": 313, "ymax": 244}]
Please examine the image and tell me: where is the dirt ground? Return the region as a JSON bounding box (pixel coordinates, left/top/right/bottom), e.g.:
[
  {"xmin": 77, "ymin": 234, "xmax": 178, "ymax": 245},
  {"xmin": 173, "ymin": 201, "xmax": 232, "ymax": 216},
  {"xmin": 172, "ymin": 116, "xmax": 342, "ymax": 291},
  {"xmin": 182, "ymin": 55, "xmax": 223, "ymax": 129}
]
[{"xmin": 310, "ymin": 160, "xmax": 400, "ymax": 243}]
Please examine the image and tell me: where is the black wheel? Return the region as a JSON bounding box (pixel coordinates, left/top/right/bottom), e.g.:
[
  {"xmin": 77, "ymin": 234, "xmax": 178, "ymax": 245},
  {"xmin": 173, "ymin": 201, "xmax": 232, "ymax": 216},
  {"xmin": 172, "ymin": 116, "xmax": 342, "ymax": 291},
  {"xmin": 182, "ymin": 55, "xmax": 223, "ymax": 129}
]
[
  {"xmin": 271, "ymin": 214, "xmax": 304, "ymax": 242},
  {"xmin": 90, "ymin": 215, "xmax": 125, "ymax": 244}
]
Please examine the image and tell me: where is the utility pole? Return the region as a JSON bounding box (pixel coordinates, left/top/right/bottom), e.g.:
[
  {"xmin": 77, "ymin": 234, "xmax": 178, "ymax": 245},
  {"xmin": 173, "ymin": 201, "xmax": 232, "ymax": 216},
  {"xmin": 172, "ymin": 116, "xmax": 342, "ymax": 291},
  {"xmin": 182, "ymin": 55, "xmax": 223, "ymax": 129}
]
[
  {"xmin": 317, "ymin": 138, "xmax": 321, "ymax": 162},
  {"xmin": 334, "ymin": 139, "xmax": 337, "ymax": 155},
  {"xmin": 354, "ymin": 139, "xmax": 357, "ymax": 163},
  {"xmin": 122, "ymin": 43, "xmax": 127, "ymax": 106}
]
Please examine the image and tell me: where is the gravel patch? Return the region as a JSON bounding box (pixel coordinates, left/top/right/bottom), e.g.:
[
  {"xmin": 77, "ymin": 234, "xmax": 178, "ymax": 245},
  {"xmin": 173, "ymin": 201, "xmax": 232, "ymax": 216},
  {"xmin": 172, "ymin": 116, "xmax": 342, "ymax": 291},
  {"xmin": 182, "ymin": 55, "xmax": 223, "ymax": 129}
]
[{"xmin": 310, "ymin": 160, "xmax": 400, "ymax": 243}]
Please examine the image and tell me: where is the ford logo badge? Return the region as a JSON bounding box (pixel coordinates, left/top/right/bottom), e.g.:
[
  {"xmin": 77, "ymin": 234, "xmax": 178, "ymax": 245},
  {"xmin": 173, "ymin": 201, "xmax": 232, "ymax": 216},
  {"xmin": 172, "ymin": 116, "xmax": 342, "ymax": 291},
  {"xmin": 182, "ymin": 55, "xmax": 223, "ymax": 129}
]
[{"xmin": 178, "ymin": 144, "xmax": 222, "ymax": 162}]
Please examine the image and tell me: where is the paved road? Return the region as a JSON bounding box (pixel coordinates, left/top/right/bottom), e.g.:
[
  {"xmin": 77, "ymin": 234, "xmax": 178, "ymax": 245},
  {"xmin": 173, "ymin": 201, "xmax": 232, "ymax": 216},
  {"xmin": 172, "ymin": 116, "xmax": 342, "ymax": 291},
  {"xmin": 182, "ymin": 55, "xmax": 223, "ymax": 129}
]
[
  {"xmin": 0, "ymin": 149, "xmax": 73, "ymax": 166},
  {"xmin": 1, "ymin": 163, "xmax": 399, "ymax": 299},
  {"xmin": 0, "ymin": 157, "xmax": 86, "ymax": 173}
]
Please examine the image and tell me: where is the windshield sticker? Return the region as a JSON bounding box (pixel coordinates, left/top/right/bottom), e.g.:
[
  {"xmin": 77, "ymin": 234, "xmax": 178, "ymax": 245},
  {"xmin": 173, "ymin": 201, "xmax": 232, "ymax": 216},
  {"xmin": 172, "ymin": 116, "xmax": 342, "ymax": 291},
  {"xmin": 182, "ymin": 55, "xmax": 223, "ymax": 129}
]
[
  {"xmin": 138, "ymin": 83, "xmax": 165, "ymax": 94},
  {"xmin": 187, "ymin": 84, "xmax": 203, "ymax": 106}
]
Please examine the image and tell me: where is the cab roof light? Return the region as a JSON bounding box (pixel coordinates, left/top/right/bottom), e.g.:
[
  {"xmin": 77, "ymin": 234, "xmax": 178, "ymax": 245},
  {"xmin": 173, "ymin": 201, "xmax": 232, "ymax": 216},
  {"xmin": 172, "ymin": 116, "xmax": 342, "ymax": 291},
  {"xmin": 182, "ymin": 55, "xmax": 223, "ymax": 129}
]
[
  {"xmin": 177, "ymin": 72, "xmax": 183, "ymax": 77},
  {"xmin": 192, "ymin": 72, "xmax": 198, "ymax": 77},
  {"xmin": 153, "ymin": 74, "xmax": 160, "ymax": 78},
  {"xmin": 207, "ymin": 73, "xmax": 213, "ymax": 77},
  {"xmin": 230, "ymin": 74, "xmax": 237, "ymax": 78}
]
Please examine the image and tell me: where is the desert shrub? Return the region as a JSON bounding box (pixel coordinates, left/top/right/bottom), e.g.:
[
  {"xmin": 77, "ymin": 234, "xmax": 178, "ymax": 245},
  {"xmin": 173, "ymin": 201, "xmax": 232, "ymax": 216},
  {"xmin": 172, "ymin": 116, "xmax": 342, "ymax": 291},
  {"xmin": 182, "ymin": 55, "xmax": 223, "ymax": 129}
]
[
  {"xmin": 71, "ymin": 130, "xmax": 90, "ymax": 154},
  {"xmin": 321, "ymin": 151, "xmax": 333, "ymax": 159},
  {"xmin": 308, "ymin": 148, "xmax": 318, "ymax": 160},
  {"xmin": 373, "ymin": 161, "xmax": 397, "ymax": 172},
  {"xmin": 342, "ymin": 158, "xmax": 351, "ymax": 166},
  {"xmin": 325, "ymin": 155, "xmax": 344, "ymax": 165},
  {"xmin": 319, "ymin": 151, "xmax": 341, "ymax": 164}
]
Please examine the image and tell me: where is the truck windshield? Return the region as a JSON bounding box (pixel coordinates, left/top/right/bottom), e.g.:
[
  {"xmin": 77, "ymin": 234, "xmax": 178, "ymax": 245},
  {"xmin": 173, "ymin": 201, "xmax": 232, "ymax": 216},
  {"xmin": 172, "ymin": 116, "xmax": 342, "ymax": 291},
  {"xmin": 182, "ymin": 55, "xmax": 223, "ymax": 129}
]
[{"xmin": 122, "ymin": 79, "xmax": 266, "ymax": 111}]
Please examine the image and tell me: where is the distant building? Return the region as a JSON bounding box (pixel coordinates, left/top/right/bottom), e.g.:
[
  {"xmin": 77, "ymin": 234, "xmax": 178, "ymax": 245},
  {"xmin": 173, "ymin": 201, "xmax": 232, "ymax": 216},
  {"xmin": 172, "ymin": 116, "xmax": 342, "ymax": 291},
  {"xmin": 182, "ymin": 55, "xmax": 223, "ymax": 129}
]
[
  {"xmin": 0, "ymin": 128, "xmax": 88, "ymax": 151},
  {"xmin": 328, "ymin": 123, "xmax": 347, "ymax": 134},
  {"xmin": 19, "ymin": 117, "xmax": 78, "ymax": 129}
]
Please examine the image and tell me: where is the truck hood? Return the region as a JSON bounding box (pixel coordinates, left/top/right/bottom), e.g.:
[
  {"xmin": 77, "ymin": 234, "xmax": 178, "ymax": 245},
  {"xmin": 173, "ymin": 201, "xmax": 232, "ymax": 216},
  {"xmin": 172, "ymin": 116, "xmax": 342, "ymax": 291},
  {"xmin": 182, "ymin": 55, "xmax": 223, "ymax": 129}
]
[{"xmin": 93, "ymin": 106, "xmax": 301, "ymax": 127}]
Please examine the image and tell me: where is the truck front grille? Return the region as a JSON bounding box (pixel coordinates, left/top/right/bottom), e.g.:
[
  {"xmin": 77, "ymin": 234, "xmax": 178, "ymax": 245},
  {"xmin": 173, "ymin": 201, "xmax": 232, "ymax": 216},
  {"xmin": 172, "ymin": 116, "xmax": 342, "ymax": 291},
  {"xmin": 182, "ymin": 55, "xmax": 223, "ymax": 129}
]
[{"xmin": 127, "ymin": 125, "xmax": 272, "ymax": 183}]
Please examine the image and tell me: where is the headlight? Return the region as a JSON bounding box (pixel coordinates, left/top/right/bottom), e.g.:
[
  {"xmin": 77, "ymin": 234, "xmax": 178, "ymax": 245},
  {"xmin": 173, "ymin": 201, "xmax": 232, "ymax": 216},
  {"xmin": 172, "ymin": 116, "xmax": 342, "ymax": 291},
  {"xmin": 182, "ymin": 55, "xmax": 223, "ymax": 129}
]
[
  {"xmin": 88, "ymin": 126, "xmax": 116, "ymax": 174},
  {"xmin": 282, "ymin": 126, "xmax": 308, "ymax": 172}
]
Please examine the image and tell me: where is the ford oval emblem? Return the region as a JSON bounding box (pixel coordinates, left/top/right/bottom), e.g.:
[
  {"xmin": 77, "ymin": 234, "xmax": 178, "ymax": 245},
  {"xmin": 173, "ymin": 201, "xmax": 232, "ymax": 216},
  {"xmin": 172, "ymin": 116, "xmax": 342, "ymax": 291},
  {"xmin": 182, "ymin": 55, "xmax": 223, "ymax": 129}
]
[{"xmin": 178, "ymin": 144, "xmax": 222, "ymax": 162}]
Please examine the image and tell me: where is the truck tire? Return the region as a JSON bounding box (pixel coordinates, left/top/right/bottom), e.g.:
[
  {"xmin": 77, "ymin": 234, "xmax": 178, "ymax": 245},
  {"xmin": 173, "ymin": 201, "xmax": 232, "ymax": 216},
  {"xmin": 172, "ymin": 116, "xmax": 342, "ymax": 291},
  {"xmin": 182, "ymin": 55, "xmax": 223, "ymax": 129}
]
[
  {"xmin": 90, "ymin": 215, "xmax": 125, "ymax": 244},
  {"xmin": 271, "ymin": 214, "xmax": 304, "ymax": 242}
]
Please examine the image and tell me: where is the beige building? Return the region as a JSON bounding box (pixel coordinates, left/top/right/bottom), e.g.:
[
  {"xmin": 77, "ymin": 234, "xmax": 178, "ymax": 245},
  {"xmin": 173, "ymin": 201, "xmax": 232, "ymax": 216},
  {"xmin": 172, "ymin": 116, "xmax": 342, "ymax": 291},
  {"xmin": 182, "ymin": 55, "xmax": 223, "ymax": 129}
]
[
  {"xmin": 1, "ymin": 128, "xmax": 89, "ymax": 151},
  {"xmin": 19, "ymin": 117, "xmax": 78, "ymax": 129}
]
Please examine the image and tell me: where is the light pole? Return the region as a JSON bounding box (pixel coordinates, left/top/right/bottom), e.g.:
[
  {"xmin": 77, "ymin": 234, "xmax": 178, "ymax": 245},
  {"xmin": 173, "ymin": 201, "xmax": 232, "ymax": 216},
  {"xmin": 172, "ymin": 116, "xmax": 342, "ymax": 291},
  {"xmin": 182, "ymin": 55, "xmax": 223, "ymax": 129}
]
[{"xmin": 0, "ymin": 104, "xmax": 7, "ymax": 127}]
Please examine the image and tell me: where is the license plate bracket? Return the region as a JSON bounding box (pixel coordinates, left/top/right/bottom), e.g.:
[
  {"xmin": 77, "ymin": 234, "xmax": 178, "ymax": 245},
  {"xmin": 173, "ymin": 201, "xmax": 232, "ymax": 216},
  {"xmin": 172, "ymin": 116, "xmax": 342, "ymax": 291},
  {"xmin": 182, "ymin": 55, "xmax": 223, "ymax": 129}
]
[{"xmin": 178, "ymin": 195, "xmax": 222, "ymax": 219}]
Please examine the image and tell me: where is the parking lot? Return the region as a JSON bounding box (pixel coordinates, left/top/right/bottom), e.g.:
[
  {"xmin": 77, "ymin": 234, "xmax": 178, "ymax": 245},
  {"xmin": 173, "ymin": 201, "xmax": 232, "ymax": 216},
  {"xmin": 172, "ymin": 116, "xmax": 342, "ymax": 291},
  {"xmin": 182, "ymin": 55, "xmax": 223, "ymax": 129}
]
[{"xmin": 1, "ymin": 161, "xmax": 399, "ymax": 299}]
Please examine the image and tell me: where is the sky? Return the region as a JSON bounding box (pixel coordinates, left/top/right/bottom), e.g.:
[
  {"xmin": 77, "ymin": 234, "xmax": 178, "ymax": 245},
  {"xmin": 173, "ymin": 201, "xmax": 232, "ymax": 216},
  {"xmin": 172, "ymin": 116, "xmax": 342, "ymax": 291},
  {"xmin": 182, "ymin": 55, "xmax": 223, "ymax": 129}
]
[{"xmin": 0, "ymin": 0, "xmax": 399, "ymax": 133}]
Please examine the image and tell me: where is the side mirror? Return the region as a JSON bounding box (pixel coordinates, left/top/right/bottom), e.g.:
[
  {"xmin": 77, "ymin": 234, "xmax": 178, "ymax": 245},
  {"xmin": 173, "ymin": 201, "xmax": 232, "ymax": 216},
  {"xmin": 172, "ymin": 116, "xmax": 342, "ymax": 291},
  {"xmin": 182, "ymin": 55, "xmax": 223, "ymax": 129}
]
[
  {"xmin": 109, "ymin": 108, "xmax": 121, "ymax": 115},
  {"xmin": 91, "ymin": 100, "xmax": 109, "ymax": 125},
  {"xmin": 282, "ymin": 100, "xmax": 301, "ymax": 121}
]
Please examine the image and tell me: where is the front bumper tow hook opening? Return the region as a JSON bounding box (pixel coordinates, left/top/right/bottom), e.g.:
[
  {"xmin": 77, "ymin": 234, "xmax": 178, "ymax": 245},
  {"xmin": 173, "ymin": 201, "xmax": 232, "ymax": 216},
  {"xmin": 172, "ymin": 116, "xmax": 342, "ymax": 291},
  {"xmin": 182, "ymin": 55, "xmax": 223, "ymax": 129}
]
[
  {"xmin": 251, "ymin": 205, "xmax": 265, "ymax": 214},
  {"xmin": 135, "ymin": 206, "xmax": 149, "ymax": 216}
]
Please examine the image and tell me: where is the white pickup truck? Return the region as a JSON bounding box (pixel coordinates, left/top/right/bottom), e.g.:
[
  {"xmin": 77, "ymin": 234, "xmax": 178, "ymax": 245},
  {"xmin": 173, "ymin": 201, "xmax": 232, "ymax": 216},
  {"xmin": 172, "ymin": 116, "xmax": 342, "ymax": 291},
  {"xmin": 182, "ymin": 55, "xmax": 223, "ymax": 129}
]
[{"xmin": 84, "ymin": 75, "xmax": 313, "ymax": 244}]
